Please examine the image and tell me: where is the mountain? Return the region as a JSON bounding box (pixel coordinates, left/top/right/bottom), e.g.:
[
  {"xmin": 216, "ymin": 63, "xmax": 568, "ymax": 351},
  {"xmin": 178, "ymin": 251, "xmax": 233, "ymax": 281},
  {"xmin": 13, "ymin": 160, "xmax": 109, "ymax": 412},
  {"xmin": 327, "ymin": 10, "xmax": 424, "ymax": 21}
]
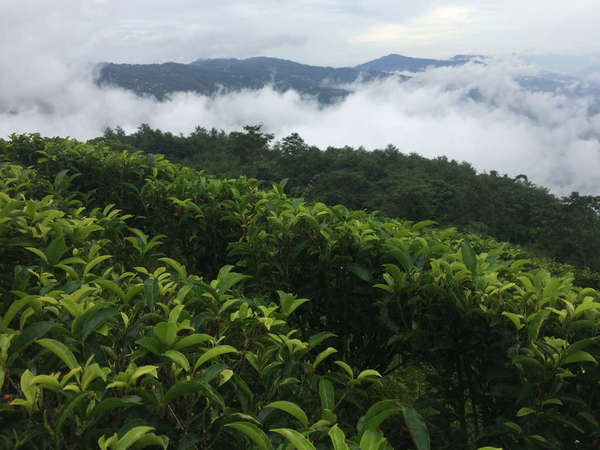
[
  {"xmin": 97, "ymin": 54, "xmax": 600, "ymax": 111},
  {"xmin": 97, "ymin": 56, "xmax": 392, "ymax": 103},
  {"xmin": 354, "ymin": 53, "xmax": 479, "ymax": 72},
  {"xmin": 515, "ymin": 71, "xmax": 600, "ymax": 115},
  {"xmin": 96, "ymin": 54, "xmax": 477, "ymax": 103}
]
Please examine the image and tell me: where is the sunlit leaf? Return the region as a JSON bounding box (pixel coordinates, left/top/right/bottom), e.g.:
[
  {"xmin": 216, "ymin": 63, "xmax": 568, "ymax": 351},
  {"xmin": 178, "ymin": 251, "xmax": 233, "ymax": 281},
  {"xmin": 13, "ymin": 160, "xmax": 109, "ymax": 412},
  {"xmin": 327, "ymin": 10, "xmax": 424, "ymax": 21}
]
[
  {"xmin": 37, "ymin": 338, "xmax": 80, "ymax": 370},
  {"xmin": 270, "ymin": 428, "xmax": 315, "ymax": 450}
]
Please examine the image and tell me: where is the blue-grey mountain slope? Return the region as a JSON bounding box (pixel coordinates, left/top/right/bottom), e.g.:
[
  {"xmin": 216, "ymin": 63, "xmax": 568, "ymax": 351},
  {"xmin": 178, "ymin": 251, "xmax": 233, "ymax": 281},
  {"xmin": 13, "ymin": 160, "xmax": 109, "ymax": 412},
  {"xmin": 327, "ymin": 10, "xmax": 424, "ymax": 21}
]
[
  {"xmin": 96, "ymin": 54, "xmax": 600, "ymax": 110},
  {"xmin": 97, "ymin": 57, "xmax": 392, "ymax": 104},
  {"xmin": 354, "ymin": 54, "xmax": 476, "ymax": 72}
]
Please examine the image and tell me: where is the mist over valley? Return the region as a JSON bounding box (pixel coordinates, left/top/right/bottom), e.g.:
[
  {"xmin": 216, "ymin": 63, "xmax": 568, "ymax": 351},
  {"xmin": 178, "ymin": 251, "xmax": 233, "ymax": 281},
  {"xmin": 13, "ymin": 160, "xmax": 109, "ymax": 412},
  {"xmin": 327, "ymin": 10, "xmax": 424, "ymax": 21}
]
[{"xmin": 3, "ymin": 51, "xmax": 600, "ymax": 196}]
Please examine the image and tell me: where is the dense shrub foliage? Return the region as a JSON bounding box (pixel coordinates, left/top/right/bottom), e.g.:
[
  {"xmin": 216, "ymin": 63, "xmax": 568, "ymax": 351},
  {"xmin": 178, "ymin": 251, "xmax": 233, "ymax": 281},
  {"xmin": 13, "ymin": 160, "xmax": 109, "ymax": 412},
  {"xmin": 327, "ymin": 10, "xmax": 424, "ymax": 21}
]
[
  {"xmin": 94, "ymin": 125, "xmax": 600, "ymax": 273},
  {"xmin": 1, "ymin": 134, "xmax": 599, "ymax": 449}
]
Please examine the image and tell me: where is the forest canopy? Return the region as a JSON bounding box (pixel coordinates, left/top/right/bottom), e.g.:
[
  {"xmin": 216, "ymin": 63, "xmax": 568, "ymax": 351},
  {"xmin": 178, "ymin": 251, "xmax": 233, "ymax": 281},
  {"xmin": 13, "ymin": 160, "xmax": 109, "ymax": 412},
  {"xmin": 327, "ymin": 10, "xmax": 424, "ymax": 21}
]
[{"xmin": 95, "ymin": 124, "xmax": 600, "ymax": 275}]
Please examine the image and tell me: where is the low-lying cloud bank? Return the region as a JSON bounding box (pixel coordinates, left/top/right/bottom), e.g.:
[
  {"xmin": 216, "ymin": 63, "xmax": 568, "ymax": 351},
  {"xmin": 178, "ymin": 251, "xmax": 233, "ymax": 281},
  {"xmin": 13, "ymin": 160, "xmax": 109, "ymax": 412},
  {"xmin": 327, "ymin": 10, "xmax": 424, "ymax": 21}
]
[{"xmin": 2, "ymin": 59, "xmax": 600, "ymax": 196}]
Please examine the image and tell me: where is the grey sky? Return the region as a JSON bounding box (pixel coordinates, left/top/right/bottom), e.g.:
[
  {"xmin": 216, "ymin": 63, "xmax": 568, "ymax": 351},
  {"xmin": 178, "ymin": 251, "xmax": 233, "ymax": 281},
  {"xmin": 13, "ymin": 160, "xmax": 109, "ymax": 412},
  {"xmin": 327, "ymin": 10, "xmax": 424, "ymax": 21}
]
[{"xmin": 3, "ymin": 0, "xmax": 600, "ymax": 67}]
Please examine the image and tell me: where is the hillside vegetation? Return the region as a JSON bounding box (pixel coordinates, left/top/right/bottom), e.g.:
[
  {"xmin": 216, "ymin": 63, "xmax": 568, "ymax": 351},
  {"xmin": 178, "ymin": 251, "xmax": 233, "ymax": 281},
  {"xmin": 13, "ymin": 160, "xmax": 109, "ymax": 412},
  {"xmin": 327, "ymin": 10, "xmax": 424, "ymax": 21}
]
[
  {"xmin": 97, "ymin": 125, "xmax": 600, "ymax": 275},
  {"xmin": 1, "ymin": 134, "xmax": 599, "ymax": 449},
  {"xmin": 97, "ymin": 58, "xmax": 390, "ymax": 104},
  {"xmin": 96, "ymin": 54, "xmax": 471, "ymax": 103}
]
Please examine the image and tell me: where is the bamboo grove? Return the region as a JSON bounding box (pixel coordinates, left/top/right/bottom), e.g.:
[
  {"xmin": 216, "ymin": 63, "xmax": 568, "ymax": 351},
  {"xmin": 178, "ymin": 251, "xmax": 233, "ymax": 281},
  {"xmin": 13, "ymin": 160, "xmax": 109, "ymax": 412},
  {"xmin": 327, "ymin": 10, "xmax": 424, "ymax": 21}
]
[{"xmin": 0, "ymin": 134, "xmax": 599, "ymax": 449}]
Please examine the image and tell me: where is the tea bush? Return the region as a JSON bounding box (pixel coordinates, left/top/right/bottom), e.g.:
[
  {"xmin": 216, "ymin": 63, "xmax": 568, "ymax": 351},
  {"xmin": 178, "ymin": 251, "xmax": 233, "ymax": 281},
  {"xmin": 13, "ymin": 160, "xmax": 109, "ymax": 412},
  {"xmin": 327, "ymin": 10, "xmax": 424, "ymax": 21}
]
[{"xmin": 1, "ymin": 134, "xmax": 599, "ymax": 448}]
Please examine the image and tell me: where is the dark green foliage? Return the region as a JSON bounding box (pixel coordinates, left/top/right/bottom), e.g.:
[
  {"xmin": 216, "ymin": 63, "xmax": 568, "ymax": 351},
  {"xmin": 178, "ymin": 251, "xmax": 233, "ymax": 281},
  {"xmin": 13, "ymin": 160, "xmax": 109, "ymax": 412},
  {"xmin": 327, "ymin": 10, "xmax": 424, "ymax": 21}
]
[
  {"xmin": 93, "ymin": 125, "xmax": 600, "ymax": 275},
  {"xmin": 0, "ymin": 135, "xmax": 426, "ymax": 449},
  {"xmin": 97, "ymin": 57, "xmax": 391, "ymax": 104},
  {"xmin": 1, "ymin": 134, "xmax": 599, "ymax": 449}
]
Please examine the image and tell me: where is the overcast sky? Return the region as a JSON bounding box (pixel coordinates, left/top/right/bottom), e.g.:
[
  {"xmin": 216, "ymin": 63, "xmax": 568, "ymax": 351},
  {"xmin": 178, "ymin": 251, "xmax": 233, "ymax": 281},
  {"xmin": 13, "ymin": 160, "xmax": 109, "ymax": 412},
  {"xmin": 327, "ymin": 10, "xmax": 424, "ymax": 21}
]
[{"xmin": 3, "ymin": 0, "xmax": 600, "ymax": 67}]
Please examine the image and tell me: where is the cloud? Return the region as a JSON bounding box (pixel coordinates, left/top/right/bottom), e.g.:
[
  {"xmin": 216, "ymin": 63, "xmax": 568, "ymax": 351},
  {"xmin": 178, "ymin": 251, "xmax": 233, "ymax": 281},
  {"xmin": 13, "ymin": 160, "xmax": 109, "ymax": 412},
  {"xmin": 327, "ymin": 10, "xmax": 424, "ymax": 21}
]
[
  {"xmin": 4, "ymin": 1, "xmax": 600, "ymax": 203},
  {"xmin": 5, "ymin": 1, "xmax": 600, "ymax": 67},
  {"xmin": 351, "ymin": 6, "xmax": 477, "ymax": 45},
  {"xmin": 1, "ymin": 0, "xmax": 599, "ymax": 199},
  {"xmin": 1, "ymin": 57, "xmax": 600, "ymax": 197}
]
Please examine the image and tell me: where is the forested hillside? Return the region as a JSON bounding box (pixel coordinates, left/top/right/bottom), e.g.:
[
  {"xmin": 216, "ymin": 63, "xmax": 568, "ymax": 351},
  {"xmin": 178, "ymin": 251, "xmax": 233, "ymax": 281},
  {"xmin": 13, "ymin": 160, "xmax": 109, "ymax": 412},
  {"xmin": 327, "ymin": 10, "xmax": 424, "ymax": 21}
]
[
  {"xmin": 354, "ymin": 54, "xmax": 469, "ymax": 72},
  {"xmin": 95, "ymin": 54, "xmax": 472, "ymax": 103},
  {"xmin": 1, "ymin": 134, "xmax": 599, "ymax": 449},
  {"xmin": 97, "ymin": 58, "xmax": 390, "ymax": 104},
  {"xmin": 95, "ymin": 125, "xmax": 600, "ymax": 275},
  {"xmin": 95, "ymin": 55, "xmax": 600, "ymax": 110}
]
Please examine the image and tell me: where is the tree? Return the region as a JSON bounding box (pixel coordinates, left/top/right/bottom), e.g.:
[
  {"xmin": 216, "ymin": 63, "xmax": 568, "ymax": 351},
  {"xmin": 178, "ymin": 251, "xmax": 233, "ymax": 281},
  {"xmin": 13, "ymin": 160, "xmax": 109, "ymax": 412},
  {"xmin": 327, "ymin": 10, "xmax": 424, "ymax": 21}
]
[{"xmin": 230, "ymin": 125, "xmax": 274, "ymax": 163}]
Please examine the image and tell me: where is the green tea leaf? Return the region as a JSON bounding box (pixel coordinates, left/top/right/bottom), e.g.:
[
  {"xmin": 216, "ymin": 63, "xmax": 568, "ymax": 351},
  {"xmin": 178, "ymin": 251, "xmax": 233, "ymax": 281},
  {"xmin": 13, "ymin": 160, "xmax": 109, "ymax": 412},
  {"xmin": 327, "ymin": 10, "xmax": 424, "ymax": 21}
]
[
  {"xmin": 55, "ymin": 392, "xmax": 91, "ymax": 435},
  {"xmin": 81, "ymin": 362, "xmax": 108, "ymax": 390},
  {"xmin": 46, "ymin": 234, "xmax": 68, "ymax": 266},
  {"xmin": 328, "ymin": 424, "xmax": 349, "ymax": 450},
  {"xmin": 574, "ymin": 301, "xmax": 600, "ymax": 317},
  {"xmin": 360, "ymin": 429, "xmax": 386, "ymax": 450},
  {"xmin": 308, "ymin": 332, "xmax": 336, "ymax": 348},
  {"xmin": 516, "ymin": 408, "xmax": 536, "ymax": 419},
  {"xmin": 94, "ymin": 279, "xmax": 126, "ymax": 301},
  {"xmin": 333, "ymin": 361, "xmax": 353, "ymax": 379},
  {"xmin": 132, "ymin": 433, "xmax": 169, "ymax": 449},
  {"xmin": 81, "ymin": 308, "xmax": 119, "ymax": 341},
  {"xmin": 225, "ymin": 422, "xmax": 272, "ymax": 450},
  {"xmin": 562, "ymin": 350, "xmax": 597, "ymax": 365},
  {"xmin": 154, "ymin": 321, "xmax": 177, "ymax": 348},
  {"xmin": 83, "ymin": 255, "xmax": 112, "ymax": 277},
  {"xmin": 566, "ymin": 336, "xmax": 600, "ymax": 353},
  {"xmin": 115, "ymin": 426, "xmax": 155, "ymax": 450},
  {"xmin": 501, "ymin": 312, "xmax": 524, "ymax": 331},
  {"xmin": 8, "ymin": 321, "xmax": 54, "ymax": 360},
  {"xmin": 270, "ymin": 428, "xmax": 315, "ymax": 450},
  {"xmin": 313, "ymin": 347, "xmax": 337, "ymax": 369},
  {"xmin": 527, "ymin": 310, "xmax": 550, "ymax": 343},
  {"xmin": 277, "ymin": 291, "xmax": 309, "ymax": 317},
  {"xmin": 347, "ymin": 263, "xmax": 372, "ymax": 282},
  {"xmin": 163, "ymin": 350, "xmax": 190, "ymax": 371},
  {"xmin": 37, "ymin": 338, "xmax": 80, "ymax": 370},
  {"xmin": 264, "ymin": 401, "xmax": 309, "ymax": 428},
  {"xmin": 402, "ymin": 406, "xmax": 430, "ymax": 450},
  {"xmin": 358, "ymin": 400, "xmax": 403, "ymax": 437},
  {"xmin": 0, "ymin": 296, "xmax": 36, "ymax": 331},
  {"xmin": 158, "ymin": 257, "xmax": 187, "ymax": 281},
  {"xmin": 25, "ymin": 246, "xmax": 49, "ymax": 264},
  {"xmin": 136, "ymin": 336, "xmax": 161, "ymax": 356},
  {"xmin": 193, "ymin": 345, "xmax": 238, "ymax": 370},
  {"xmin": 164, "ymin": 381, "xmax": 207, "ymax": 404},
  {"xmin": 319, "ymin": 378, "xmax": 335, "ymax": 410},
  {"xmin": 130, "ymin": 365, "xmax": 158, "ymax": 385},
  {"xmin": 357, "ymin": 369, "xmax": 382, "ymax": 381},
  {"xmin": 579, "ymin": 411, "xmax": 599, "ymax": 427},
  {"xmin": 143, "ymin": 278, "xmax": 159, "ymax": 310},
  {"xmin": 174, "ymin": 333, "xmax": 213, "ymax": 350},
  {"xmin": 89, "ymin": 396, "xmax": 143, "ymax": 419},
  {"xmin": 461, "ymin": 241, "xmax": 477, "ymax": 274},
  {"xmin": 541, "ymin": 398, "xmax": 562, "ymax": 407}
]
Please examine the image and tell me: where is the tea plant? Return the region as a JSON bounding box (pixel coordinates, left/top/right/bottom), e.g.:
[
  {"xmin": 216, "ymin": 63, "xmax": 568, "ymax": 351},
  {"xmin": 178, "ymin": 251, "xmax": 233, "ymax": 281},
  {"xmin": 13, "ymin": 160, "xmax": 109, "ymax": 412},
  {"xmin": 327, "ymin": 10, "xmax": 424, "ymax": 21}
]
[
  {"xmin": 0, "ymin": 152, "xmax": 427, "ymax": 448},
  {"xmin": 1, "ymin": 134, "xmax": 598, "ymax": 448}
]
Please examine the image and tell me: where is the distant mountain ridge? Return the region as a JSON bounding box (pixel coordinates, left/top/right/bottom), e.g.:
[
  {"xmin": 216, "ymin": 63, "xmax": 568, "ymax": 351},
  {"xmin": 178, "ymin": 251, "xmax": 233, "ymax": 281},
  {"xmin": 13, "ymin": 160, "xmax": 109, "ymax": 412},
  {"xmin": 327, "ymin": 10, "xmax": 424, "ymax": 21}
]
[
  {"xmin": 98, "ymin": 53, "xmax": 474, "ymax": 103},
  {"xmin": 98, "ymin": 56, "xmax": 395, "ymax": 103},
  {"xmin": 354, "ymin": 54, "xmax": 476, "ymax": 72},
  {"xmin": 96, "ymin": 54, "xmax": 600, "ymax": 106}
]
